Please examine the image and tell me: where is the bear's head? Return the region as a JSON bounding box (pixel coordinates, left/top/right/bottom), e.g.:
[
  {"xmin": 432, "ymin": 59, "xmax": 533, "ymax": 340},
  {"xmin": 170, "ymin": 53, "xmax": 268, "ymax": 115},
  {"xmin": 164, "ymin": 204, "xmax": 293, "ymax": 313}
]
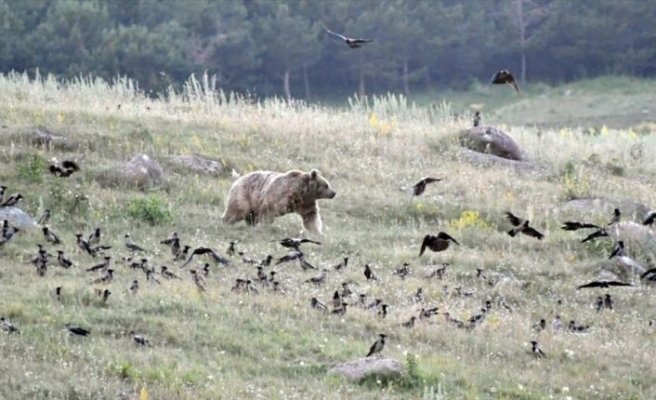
[{"xmin": 307, "ymin": 169, "xmax": 336, "ymax": 200}]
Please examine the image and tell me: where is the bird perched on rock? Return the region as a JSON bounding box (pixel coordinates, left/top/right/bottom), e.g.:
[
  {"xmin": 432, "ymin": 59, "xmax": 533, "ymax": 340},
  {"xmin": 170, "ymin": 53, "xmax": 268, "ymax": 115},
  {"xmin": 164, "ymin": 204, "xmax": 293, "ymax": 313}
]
[
  {"xmin": 65, "ymin": 323, "xmax": 90, "ymax": 336},
  {"xmin": 273, "ymin": 237, "xmax": 321, "ymax": 252},
  {"xmin": 322, "ymin": 23, "xmax": 373, "ymax": 49},
  {"xmin": 124, "ymin": 234, "xmax": 146, "ymax": 252},
  {"xmin": 577, "ymin": 280, "xmax": 632, "ymax": 289},
  {"xmin": 49, "ymin": 160, "xmax": 80, "ymax": 177},
  {"xmin": 1, "ymin": 193, "xmax": 22, "ymax": 208},
  {"xmin": 530, "ymin": 340, "xmax": 546, "ymax": 358},
  {"xmin": 419, "ymin": 232, "xmax": 460, "ymax": 256},
  {"xmin": 366, "ymin": 334, "xmax": 386, "ymax": 357},
  {"xmin": 412, "ymin": 177, "xmax": 442, "ymax": 196},
  {"xmin": 413, "ymin": 287, "xmax": 424, "ymax": 303},
  {"xmin": 53, "ymin": 286, "xmax": 64, "ymax": 302},
  {"xmin": 505, "ymin": 212, "xmax": 544, "ymax": 240},
  {"xmin": 490, "ymin": 70, "xmax": 519, "ymax": 94}
]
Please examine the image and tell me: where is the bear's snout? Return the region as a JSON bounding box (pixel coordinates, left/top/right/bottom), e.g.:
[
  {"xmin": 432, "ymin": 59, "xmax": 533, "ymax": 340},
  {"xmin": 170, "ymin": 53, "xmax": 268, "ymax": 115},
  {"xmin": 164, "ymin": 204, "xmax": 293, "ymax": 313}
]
[{"xmin": 327, "ymin": 190, "xmax": 337, "ymax": 199}]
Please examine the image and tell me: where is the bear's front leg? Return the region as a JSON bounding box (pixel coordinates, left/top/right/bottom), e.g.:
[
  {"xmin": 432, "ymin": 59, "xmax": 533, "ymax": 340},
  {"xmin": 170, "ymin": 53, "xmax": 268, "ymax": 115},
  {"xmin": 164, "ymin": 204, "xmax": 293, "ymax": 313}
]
[{"xmin": 301, "ymin": 207, "xmax": 323, "ymax": 236}]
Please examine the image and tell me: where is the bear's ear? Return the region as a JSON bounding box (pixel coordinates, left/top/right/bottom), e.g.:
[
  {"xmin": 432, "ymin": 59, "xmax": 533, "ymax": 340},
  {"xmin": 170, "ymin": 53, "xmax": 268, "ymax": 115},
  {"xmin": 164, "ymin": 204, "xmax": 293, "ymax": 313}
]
[{"xmin": 310, "ymin": 169, "xmax": 318, "ymax": 179}]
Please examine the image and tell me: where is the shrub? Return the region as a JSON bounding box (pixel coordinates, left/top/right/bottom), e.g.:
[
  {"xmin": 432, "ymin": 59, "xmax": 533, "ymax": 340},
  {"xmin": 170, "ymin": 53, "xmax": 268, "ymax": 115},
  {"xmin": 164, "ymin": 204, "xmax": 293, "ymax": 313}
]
[
  {"xmin": 126, "ymin": 195, "xmax": 172, "ymax": 226},
  {"xmin": 17, "ymin": 154, "xmax": 46, "ymax": 182}
]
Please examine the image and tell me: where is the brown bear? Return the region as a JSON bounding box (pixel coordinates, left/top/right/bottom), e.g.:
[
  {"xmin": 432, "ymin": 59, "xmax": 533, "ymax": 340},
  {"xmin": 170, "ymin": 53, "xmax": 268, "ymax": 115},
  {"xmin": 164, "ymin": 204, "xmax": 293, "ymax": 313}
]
[{"xmin": 221, "ymin": 169, "xmax": 336, "ymax": 235}]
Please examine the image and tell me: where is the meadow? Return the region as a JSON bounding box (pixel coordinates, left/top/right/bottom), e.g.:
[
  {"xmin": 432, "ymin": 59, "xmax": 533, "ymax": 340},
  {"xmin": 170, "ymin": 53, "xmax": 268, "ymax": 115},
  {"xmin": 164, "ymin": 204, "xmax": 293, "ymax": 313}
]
[{"xmin": 1, "ymin": 72, "xmax": 656, "ymax": 399}]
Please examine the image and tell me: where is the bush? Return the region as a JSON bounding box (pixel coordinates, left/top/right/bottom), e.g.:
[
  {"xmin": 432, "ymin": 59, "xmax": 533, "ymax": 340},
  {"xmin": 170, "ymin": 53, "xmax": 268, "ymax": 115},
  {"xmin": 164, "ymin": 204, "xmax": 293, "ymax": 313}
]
[
  {"xmin": 126, "ymin": 195, "xmax": 172, "ymax": 226},
  {"xmin": 17, "ymin": 154, "xmax": 46, "ymax": 182}
]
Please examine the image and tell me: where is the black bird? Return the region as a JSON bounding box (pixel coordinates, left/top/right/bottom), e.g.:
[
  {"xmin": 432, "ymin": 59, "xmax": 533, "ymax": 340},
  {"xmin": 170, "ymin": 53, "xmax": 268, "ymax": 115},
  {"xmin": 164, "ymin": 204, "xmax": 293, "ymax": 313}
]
[
  {"xmin": 1, "ymin": 193, "xmax": 22, "ymax": 207},
  {"xmin": 413, "ymin": 287, "xmax": 424, "ymax": 303},
  {"xmin": 43, "ymin": 226, "xmax": 61, "ymax": 245},
  {"xmin": 580, "ymin": 228, "xmax": 609, "ymax": 243},
  {"xmin": 305, "ymin": 269, "xmax": 328, "ymax": 285},
  {"xmin": 490, "ymin": 70, "xmax": 519, "ymax": 93},
  {"xmin": 364, "ymin": 264, "xmax": 377, "ymax": 281},
  {"xmin": 259, "ymin": 255, "xmax": 273, "ymax": 267},
  {"xmin": 530, "ymin": 340, "xmax": 546, "ymax": 359},
  {"xmin": 412, "ymin": 177, "xmax": 442, "ymax": 196},
  {"xmin": 227, "ymin": 241, "xmax": 237, "ymax": 257},
  {"xmin": 609, "ymin": 241, "xmax": 625, "ymax": 259},
  {"xmin": 604, "ymin": 293, "xmax": 614, "ymax": 310},
  {"xmin": 331, "ymin": 291, "xmax": 342, "ymax": 309},
  {"xmin": 124, "ymin": 234, "xmax": 146, "ymax": 252},
  {"xmin": 322, "ymin": 24, "xmax": 373, "ymax": 49},
  {"xmin": 76, "ymin": 233, "xmax": 96, "ymax": 256},
  {"xmin": 569, "ymin": 320, "xmax": 590, "ymax": 332},
  {"xmin": 182, "ymin": 246, "xmax": 231, "ymax": 268},
  {"xmin": 38, "ymin": 209, "xmax": 51, "ymax": 226},
  {"xmin": 419, "ymin": 307, "xmax": 440, "ymax": 319},
  {"xmin": 505, "ymin": 212, "xmax": 544, "ymax": 240},
  {"xmin": 311, "ymin": 297, "xmax": 328, "ymax": 312},
  {"xmin": 130, "ymin": 280, "xmax": 139, "ymax": 295},
  {"xmin": 174, "ymin": 245, "xmax": 191, "ymax": 261},
  {"xmin": 331, "ymin": 302, "xmax": 348, "ymax": 316},
  {"xmin": 88, "ymin": 227, "xmax": 101, "ymax": 245},
  {"xmin": 393, "ymin": 263, "xmax": 410, "ymax": 279},
  {"xmin": 275, "ymin": 251, "xmax": 304, "ymax": 266},
  {"xmin": 1, "ymin": 317, "xmax": 20, "ymax": 334},
  {"xmin": 238, "ymin": 252, "xmax": 255, "ymax": 264},
  {"xmin": 160, "ymin": 232, "xmax": 178, "ymax": 246},
  {"xmin": 641, "ymin": 268, "xmax": 656, "ymax": 281},
  {"xmin": 419, "ymin": 232, "xmax": 460, "ymax": 256},
  {"xmin": 100, "ymin": 289, "xmax": 112, "ymax": 302},
  {"xmin": 129, "ymin": 331, "xmax": 150, "ymax": 346},
  {"xmin": 299, "ymin": 254, "xmax": 317, "ymax": 271},
  {"xmin": 161, "ymin": 266, "xmax": 182, "ymax": 280},
  {"xmin": 608, "ymin": 208, "xmax": 621, "ymax": 225},
  {"xmin": 561, "ymin": 221, "xmax": 600, "ymax": 231},
  {"xmin": 57, "ymin": 250, "xmax": 73, "ymax": 268},
  {"xmin": 473, "ymin": 111, "xmax": 481, "ymax": 127},
  {"xmin": 402, "ymin": 316, "xmax": 417, "ymax": 328},
  {"xmin": 0, "ymin": 186, "xmax": 5, "ymax": 204},
  {"xmin": 595, "ymin": 296, "xmax": 604, "ymax": 313},
  {"xmin": 577, "ymin": 280, "xmax": 632, "ymax": 289},
  {"xmin": 378, "ymin": 304, "xmax": 388, "ymax": 318},
  {"xmin": 53, "ymin": 286, "xmax": 63, "ymax": 302},
  {"xmin": 202, "ymin": 263, "xmax": 211, "ymax": 277},
  {"xmin": 65, "ymin": 323, "xmax": 90, "ymax": 336},
  {"xmin": 87, "ymin": 256, "xmax": 111, "ymax": 272},
  {"xmin": 49, "ymin": 160, "xmax": 80, "ymax": 177},
  {"xmin": 366, "ymin": 334, "xmax": 386, "ymax": 357},
  {"xmin": 274, "ymin": 238, "xmax": 321, "ymax": 252},
  {"xmin": 333, "ymin": 257, "xmax": 349, "ymax": 271},
  {"xmin": 643, "ymin": 211, "xmax": 656, "ymax": 226},
  {"xmin": 90, "ymin": 269, "xmax": 114, "ymax": 285},
  {"xmin": 532, "ymin": 319, "xmax": 546, "ymax": 332}
]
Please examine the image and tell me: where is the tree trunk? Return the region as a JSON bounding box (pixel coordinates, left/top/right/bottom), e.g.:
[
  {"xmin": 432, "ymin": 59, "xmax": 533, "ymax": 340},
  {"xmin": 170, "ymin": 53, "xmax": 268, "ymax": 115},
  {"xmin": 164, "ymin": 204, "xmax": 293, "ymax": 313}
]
[
  {"xmin": 302, "ymin": 63, "xmax": 311, "ymax": 100},
  {"xmin": 402, "ymin": 58, "xmax": 410, "ymax": 96},
  {"xmin": 283, "ymin": 69, "xmax": 291, "ymax": 100}
]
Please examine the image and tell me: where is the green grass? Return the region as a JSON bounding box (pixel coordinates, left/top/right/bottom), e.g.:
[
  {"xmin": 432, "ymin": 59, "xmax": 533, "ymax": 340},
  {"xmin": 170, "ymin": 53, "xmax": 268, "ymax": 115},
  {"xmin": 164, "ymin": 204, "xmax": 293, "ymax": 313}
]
[{"xmin": 0, "ymin": 72, "xmax": 656, "ymax": 399}]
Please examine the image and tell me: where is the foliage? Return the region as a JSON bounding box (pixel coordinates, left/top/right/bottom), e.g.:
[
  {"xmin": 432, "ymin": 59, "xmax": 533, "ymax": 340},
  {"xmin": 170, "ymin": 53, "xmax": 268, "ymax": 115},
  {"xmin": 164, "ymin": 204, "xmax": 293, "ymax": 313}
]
[
  {"xmin": 0, "ymin": 0, "xmax": 655, "ymax": 98},
  {"xmin": 125, "ymin": 195, "xmax": 173, "ymax": 226},
  {"xmin": 17, "ymin": 154, "xmax": 45, "ymax": 183}
]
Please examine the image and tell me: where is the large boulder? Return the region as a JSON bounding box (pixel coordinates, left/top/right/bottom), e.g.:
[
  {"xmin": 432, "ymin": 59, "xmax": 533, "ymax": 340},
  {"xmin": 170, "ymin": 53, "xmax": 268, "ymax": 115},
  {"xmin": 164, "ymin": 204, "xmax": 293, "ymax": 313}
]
[
  {"xmin": 459, "ymin": 148, "xmax": 551, "ymax": 177},
  {"xmin": 167, "ymin": 154, "xmax": 224, "ymax": 175},
  {"xmin": 0, "ymin": 207, "xmax": 36, "ymax": 229},
  {"xmin": 460, "ymin": 126, "xmax": 524, "ymax": 161},
  {"xmin": 122, "ymin": 153, "xmax": 166, "ymax": 188},
  {"xmin": 327, "ymin": 357, "xmax": 405, "ymax": 381}
]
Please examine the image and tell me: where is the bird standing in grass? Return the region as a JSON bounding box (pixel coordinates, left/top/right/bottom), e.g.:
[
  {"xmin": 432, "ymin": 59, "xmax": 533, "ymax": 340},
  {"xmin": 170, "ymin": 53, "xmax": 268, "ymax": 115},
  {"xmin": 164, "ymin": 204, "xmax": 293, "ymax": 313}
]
[
  {"xmin": 366, "ymin": 334, "xmax": 386, "ymax": 357},
  {"xmin": 129, "ymin": 331, "xmax": 151, "ymax": 346},
  {"xmin": 38, "ymin": 209, "xmax": 51, "ymax": 226},
  {"xmin": 1, "ymin": 193, "xmax": 23, "ymax": 207},
  {"xmin": 57, "ymin": 250, "xmax": 73, "ymax": 268},
  {"xmin": 333, "ymin": 257, "xmax": 348, "ymax": 271},
  {"xmin": 43, "ymin": 226, "xmax": 61, "ymax": 245},
  {"xmin": 88, "ymin": 228, "xmax": 101, "ymax": 245},
  {"xmin": 604, "ymin": 294, "xmax": 614, "ymax": 310},
  {"xmin": 125, "ymin": 234, "xmax": 146, "ymax": 252},
  {"xmin": 130, "ymin": 280, "xmax": 139, "ymax": 295},
  {"xmin": 65, "ymin": 323, "xmax": 90, "ymax": 336},
  {"xmin": 530, "ymin": 340, "xmax": 546, "ymax": 358},
  {"xmin": 190, "ymin": 269, "xmax": 206, "ymax": 292},
  {"xmin": 364, "ymin": 264, "xmax": 377, "ymax": 281},
  {"xmin": 1, "ymin": 317, "xmax": 20, "ymax": 334},
  {"xmin": 311, "ymin": 297, "xmax": 328, "ymax": 312},
  {"xmin": 306, "ymin": 269, "xmax": 328, "ymax": 285}
]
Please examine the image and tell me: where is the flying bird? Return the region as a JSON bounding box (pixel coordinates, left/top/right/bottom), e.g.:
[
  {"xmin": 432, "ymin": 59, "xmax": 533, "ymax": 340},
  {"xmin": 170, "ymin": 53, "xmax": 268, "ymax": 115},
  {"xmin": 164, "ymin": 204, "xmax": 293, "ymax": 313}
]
[
  {"xmin": 366, "ymin": 334, "xmax": 386, "ymax": 357},
  {"xmin": 490, "ymin": 70, "xmax": 519, "ymax": 93},
  {"xmin": 181, "ymin": 246, "xmax": 231, "ymax": 268},
  {"xmin": 580, "ymin": 228, "xmax": 609, "ymax": 243},
  {"xmin": 643, "ymin": 211, "xmax": 656, "ymax": 226},
  {"xmin": 322, "ymin": 23, "xmax": 373, "ymax": 49},
  {"xmin": 561, "ymin": 221, "xmax": 600, "ymax": 231},
  {"xmin": 273, "ymin": 238, "xmax": 321, "ymax": 252},
  {"xmin": 419, "ymin": 232, "xmax": 460, "ymax": 256},
  {"xmin": 577, "ymin": 280, "xmax": 632, "ymax": 290},
  {"xmin": 412, "ymin": 177, "xmax": 442, "ymax": 196},
  {"xmin": 505, "ymin": 212, "xmax": 544, "ymax": 240},
  {"xmin": 608, "ymin": 241, "xmax": 625, "ymax": 259}
]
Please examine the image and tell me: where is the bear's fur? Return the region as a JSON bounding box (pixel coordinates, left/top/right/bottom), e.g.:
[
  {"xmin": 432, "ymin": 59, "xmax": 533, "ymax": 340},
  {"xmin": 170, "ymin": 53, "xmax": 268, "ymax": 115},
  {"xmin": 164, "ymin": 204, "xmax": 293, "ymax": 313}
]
[{"xmin": 221, "ymin": 169, "xmax": 336, "ymax": 235}]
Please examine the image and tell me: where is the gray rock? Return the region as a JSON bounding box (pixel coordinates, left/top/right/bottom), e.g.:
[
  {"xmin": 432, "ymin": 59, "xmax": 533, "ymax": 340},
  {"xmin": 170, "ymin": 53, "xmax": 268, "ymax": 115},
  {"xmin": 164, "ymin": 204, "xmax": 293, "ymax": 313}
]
[
  {"xmin": 168, "ymin": 154, "xmax": 224, "ymax": 175},
  {"xmin": 459, "ymin": 148, "xmax": 551, "ymax": 177},
  {"xmin": 328, "ymin": 357, "xmax": 405, "ymax": 381},
  {"xmin": 561, "ymin": 198, "xmax": 651, "ymax": 222},
  {"xmin": 460, "ymin": 126, "xmax": 524, "ymax": 161},
  {"xmin": 32, "ymin": 129, "xmax": 73, "ymax": 150},
  {"xmin": 122, "ymin": 153, "xmax": 166, "ymax": 188},
  {"xmin": 0, "ymin": 207, "xmax": 37, "ymax": 229}
]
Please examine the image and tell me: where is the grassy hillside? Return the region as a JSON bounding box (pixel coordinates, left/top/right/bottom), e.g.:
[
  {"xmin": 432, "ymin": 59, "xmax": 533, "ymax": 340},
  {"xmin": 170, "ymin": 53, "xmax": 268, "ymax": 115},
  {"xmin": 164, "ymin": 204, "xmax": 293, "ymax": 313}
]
[{"xmin": 0, "ymin": 72, "xmax": 655, "ymax": 399}]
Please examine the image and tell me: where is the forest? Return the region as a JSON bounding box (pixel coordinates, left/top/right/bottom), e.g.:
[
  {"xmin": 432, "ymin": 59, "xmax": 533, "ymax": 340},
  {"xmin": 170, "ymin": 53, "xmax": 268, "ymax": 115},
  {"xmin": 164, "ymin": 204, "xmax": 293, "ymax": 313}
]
[{"xmin": 1, "ymin": 0, "xmax": 655, "ymax": 100}]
